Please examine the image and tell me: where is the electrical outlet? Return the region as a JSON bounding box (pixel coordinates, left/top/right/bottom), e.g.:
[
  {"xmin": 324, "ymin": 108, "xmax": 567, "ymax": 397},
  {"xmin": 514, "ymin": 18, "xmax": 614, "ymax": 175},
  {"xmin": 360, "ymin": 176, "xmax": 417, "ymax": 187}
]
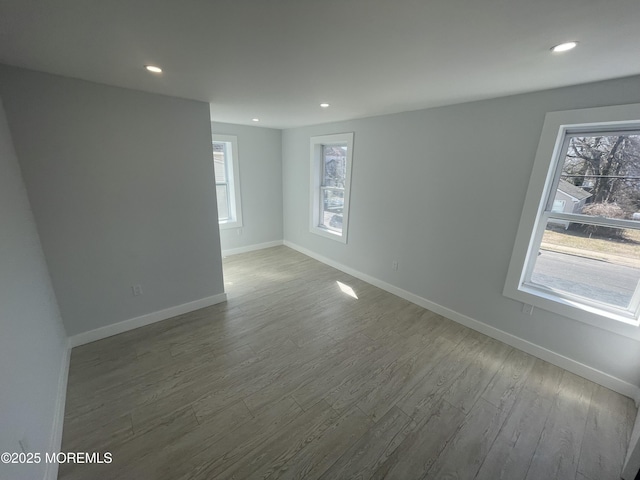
[
  {"xmin": 522, "ymin": 303, "xmax": 534, "ymax": 315},
  {"xmin": 132, "ymin": 284, "xmax": 143, "ymax": 296},
  {"xmin": 392, "ymin": 260, "xmax": 399, "ymax": 271},
  {"xmin": 237, "ymin": 228, "xmax": 243, "ymax": 236}
]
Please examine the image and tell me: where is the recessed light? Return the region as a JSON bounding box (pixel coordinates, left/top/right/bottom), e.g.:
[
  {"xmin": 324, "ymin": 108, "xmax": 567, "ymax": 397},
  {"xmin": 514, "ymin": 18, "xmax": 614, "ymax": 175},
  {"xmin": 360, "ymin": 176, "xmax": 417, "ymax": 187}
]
[
  {"xmin": 550, "ymin": 42, "xmax": 578, "ymax": 53},
  {"xmin": 144, "ymin": 65, "xmax": 163, "ymax": 73},
  {"xmin": 320, "ymin": 103, "xmax": 330, "ymax": 108},
  {"xmin": 252, "ymin": 118, "xmax": 260, "ymax": 122}
]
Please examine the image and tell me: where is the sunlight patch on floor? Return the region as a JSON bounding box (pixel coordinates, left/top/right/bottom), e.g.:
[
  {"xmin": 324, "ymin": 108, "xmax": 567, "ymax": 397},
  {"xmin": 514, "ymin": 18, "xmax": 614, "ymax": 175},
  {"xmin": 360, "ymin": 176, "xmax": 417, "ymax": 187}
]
[{"xmin": 337, "ymin": 280, "xmax": 358, "ymax": 299}]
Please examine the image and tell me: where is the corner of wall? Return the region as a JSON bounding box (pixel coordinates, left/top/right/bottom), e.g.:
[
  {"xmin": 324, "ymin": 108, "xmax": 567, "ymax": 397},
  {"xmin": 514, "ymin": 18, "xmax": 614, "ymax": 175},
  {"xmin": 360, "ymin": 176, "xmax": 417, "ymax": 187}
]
[{"xmin": 43, "ymin": 342, "xmax": 71, "ymax": 480}]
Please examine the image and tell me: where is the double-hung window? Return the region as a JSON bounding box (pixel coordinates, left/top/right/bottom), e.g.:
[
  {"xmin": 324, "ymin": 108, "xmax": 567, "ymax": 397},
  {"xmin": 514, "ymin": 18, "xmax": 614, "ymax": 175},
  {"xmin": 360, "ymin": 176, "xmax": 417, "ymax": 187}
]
[
  {"xmin": 212, "ymin": 134, "xmax": 243, "ymax": 229},
  {"xmin": 309, "ymin": 133, "xmax": 354, "ymax": 243},
  {"xmin": 505, "ymin": 103, "xmax": 640, "ymax": 335}
]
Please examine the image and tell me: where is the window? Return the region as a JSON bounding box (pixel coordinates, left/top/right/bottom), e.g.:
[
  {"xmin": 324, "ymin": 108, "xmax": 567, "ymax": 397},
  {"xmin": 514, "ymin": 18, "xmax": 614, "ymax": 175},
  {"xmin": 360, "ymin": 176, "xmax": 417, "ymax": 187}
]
[
  {"xmin": 309, "ymin": 133, "xmax": 354, "ymax": 243},
  {"xmin": 505, "ymin": 103, "xmax": 640, "ymax": 336},
  {"xmin": 212, "ymin": 134, "xmax": 242, "ymax": 229}
]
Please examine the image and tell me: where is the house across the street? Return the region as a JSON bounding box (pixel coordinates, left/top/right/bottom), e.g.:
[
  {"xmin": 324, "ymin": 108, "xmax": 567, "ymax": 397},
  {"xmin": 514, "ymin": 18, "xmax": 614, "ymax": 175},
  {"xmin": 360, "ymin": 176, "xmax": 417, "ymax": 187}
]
[{"xmin": 549, "ymin": 179, "xmax": 592, "ymax": 228}]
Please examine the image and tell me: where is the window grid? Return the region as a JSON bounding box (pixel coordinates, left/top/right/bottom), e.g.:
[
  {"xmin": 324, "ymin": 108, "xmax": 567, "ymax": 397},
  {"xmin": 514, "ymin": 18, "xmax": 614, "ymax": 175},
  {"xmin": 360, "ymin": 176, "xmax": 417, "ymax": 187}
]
[
  {"xmin": 522, "ymin": 127, "xmax": 640, "ymax": 321},
  {"xmin": 213, "ymin": 141, "xmax": 231, "ymax": 222},
  {"xmin": 212, "ymin": 134, "xmax": 242, "ymax": 228},
  {"xmin": 319, "ymin": 145, "xmax": 346, "ymax": 233},
  {"xmin": 309, "ymin": 133, "xmax": 354, "ymax": 243}
]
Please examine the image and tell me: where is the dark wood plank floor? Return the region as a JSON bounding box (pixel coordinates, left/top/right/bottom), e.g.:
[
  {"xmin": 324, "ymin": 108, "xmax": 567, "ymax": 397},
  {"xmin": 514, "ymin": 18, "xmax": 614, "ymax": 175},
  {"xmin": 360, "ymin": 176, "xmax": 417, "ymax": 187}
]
[{"xmin": 59, "ymin": 246, "xmax": 636, "ymax": 480}]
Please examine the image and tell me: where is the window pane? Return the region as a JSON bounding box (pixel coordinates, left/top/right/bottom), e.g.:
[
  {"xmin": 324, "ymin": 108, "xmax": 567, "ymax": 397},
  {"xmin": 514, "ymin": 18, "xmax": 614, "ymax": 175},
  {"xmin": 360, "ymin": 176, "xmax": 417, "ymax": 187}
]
[
  {"xmin": 555, "ymin": 134, "xmax": 640, "ymax": 222},
  {"xmin": 551, "ymin": 199, "xmax": 565, "ymax": 213},
  {"xmin": 530, "ymin": 221, "xmax": 640, "ymax": 309},
  {"xmin": 320, "ymin": 189, "xmax": 344, "ymax": 233},
  {"xmin": 322, "ymin": 145, "xmax": 347, "ymax": 187},
  {"xmin": 216, "ymin": 184, "xmax": 229, "ymax": 222},
  {"xmin": 213, "ymin": 142, "xmax": 227, "ymax": 182}
]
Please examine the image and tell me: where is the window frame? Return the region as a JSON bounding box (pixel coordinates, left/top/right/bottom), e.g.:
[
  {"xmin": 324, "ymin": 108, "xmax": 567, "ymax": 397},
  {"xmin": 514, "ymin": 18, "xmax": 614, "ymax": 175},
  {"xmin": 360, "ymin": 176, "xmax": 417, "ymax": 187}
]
[
  {"xmin": 504, "ymin": 103, "xmax": 640, "ymax": 339},
  {"xmin": 309, "ymin": 133, "xmax": 354, "ymax": 243},
  {"xmin": 212, "ymin": 134, "xmax": 243, "ymax": 229}
]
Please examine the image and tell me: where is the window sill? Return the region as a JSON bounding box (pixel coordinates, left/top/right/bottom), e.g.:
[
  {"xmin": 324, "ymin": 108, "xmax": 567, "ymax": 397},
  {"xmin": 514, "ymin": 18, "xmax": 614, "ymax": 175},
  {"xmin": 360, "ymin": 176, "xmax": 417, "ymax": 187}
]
[
  {"xmin": 504, "ymin": 281, "xmax": 640, "ymax": 340},
  {"xmin": 310, "ymin": 225, "xmax": 347, "ymax": 244},
  {"xmin": 219, "ymin": 220, "xmax": 243, "ymax": 230}
]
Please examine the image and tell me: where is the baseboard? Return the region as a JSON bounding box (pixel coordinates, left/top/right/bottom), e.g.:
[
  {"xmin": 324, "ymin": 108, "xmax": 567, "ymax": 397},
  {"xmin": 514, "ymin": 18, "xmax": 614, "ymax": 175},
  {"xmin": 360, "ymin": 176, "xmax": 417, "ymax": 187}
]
[
  {"xmin": 222, "ymin": 240, "xmax": 283, "ymax": 257},
  {"xmin": 43, "ymin": 343, "xmax": 71, "ymax": 480},
  {"xmin": 68, "ymin": 293, "xmax": 228, "ymax": 348},
  {"xmin": 283, "ymin": 240, "xmax": 640, "ymax": 405}
]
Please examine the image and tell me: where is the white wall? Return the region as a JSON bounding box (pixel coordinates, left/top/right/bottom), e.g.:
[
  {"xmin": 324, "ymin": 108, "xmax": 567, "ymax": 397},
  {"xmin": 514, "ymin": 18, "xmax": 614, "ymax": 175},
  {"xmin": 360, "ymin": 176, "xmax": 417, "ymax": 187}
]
[
  {"xmin": 0, "ymin": 65, "xmax": 225, "ymax": 336},
  {"xmin": 282, "ymin": 74, "xmax": 640, "ymax": 390},
  {"xmin": 211, "ymin": 122, "xmax": 283, "ymax": 253},
  {"xmin": 0, "ymin": 99, "xmax": 68, "ymax": 480}
]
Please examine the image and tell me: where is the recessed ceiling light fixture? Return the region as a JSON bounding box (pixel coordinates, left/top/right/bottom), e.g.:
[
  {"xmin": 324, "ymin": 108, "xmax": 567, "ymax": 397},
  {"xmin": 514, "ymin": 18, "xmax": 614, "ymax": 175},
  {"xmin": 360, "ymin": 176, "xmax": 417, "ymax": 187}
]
[
  {"xmin": 320, "ymin": 103, "xmax": 330, "ymax": 108},
  {"xmin": 252, "ymin": 118, "xmax": 260, "ymax": 122},
  {"xmin": 550, "ymin": 41, "xmax": 578, "ymax": 53},
  {"xmin": 144, "ymin": 65, "xmax": 163, "ymax": 73}
]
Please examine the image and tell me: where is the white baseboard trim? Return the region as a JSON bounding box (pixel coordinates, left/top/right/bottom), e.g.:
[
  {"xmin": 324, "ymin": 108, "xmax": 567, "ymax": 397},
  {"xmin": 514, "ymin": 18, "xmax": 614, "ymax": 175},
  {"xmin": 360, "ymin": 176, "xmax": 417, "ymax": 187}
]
[
  {"xmin": 68, "ymin": 293, "xmax": 228, "ymax": 348},
  {"xmin": 44, "ymin": 343, "xmax": 71, "ymax": 480},
  {"xmin": 222, "ymin": 240, "xmax": 283, "ymax": 257},
  {"xmin": 283, "ymin": 240, "xmax": 640, "ymax": 405}
]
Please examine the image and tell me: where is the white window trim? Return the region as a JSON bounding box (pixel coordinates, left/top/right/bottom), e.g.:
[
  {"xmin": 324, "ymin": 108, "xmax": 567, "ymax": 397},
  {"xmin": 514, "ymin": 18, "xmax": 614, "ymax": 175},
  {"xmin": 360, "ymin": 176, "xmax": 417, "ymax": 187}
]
[
  {"xmin": 309, "ymin": 133, "xmax": 354, "ymax": 243},
  {"xmin": 212, "ymin": 134, "xmax": 243, "ymax": 230},
  {"xmin": 504, "ymin": 103, "xmax": 640, "ymax": 340}
]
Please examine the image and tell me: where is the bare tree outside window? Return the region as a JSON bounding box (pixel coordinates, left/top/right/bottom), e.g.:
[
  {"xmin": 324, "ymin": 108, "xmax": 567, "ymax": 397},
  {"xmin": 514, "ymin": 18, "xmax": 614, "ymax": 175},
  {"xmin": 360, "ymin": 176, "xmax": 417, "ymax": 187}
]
[
  {"xmin": 320, "ymin": 145, "xmax": 347, "ymax": 233},
  {"xmin": 562, "ymin": 135, "xmax": 640, "ymax": 216}
]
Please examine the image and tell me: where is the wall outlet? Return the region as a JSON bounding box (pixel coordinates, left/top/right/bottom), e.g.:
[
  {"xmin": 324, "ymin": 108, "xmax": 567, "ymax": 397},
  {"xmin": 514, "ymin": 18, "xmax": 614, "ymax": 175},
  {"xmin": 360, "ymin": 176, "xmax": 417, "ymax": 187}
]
[
  {"xmin": 522, "ymin": 303, "xmax": 534, "ymax": 315},
  {"xmin": 237, "ymin": 228, "xmax": 243, "ymax": 236},
  {"xmin": 392, "ymin": 260, "xmax": 399, "ymax": 271},
  {"xmin": 132, "ymin": 284, "xmax": 143, "ymax": 296}
]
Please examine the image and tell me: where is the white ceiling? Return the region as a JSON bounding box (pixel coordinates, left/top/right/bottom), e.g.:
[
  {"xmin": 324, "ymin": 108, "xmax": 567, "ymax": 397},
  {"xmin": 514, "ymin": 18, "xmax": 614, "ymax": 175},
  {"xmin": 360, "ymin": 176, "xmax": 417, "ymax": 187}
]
[{"xmin": 1, "ymin": 0, "xmax": 639, "ymax": 129}]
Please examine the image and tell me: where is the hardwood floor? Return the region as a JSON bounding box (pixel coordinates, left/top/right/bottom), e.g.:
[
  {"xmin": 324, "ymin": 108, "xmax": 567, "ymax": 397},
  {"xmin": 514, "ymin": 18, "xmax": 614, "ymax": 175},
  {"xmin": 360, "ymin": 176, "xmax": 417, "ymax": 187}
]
[{"xmin": 59, "ymin": 246, "xmax": 636, "ymax": 480}]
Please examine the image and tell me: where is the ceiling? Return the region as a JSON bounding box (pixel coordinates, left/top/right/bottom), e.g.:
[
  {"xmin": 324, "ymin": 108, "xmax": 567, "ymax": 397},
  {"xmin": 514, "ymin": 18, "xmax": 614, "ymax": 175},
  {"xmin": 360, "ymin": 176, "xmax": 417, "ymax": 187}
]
[{"xmin": 1, "ymin": 0, "xmax": 639, "ymax": 129}]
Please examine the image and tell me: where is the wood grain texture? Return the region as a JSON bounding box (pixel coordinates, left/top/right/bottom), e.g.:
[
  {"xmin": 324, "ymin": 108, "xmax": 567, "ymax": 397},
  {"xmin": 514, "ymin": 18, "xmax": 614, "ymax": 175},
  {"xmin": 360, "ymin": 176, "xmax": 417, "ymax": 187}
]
[
  {"xmin": 440, "ymin": 338, "xmax": 512, "ymax": 414},
  {"xmin": 578, "ymin": 385, "xmax": 636, "ymax": 480},
  {"xmin": 525, "ymin": 371, "xmax": 596, "ymax": 480},
  {"xmin": 316, "ymin": 406, "xmax": 411, "ymax": 480},
  {"xmin": 424, "ymin": 398, "xmax": 508, "ymax": 480},
  {"xmin": 356, "ymin": 334, "xmax": 456, "ymax": 422},
  {"xmin": 58, "ymin": 246, "xmax": 637, "ymax": 480},
  {"xmin": 267, "ymin": 406, "xmax": 373, "ymax": 480},
  {"xmin": 481, "ymin": 348, "xmax": 536, "ymax": 413},
  {"xmin": 475, "ymin": 360, "xmax": 563, "ymax": 480},
  {"xmin": 371, "ymin": 400, "xmax": 464, "ymax": 480},
  {"xmin": 214, "ymin": 400, "xmax": 340, "ymax": 480},
  {"xmin": 395, "ymin": 330, "xmax": 489, "ymax": 421}
]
